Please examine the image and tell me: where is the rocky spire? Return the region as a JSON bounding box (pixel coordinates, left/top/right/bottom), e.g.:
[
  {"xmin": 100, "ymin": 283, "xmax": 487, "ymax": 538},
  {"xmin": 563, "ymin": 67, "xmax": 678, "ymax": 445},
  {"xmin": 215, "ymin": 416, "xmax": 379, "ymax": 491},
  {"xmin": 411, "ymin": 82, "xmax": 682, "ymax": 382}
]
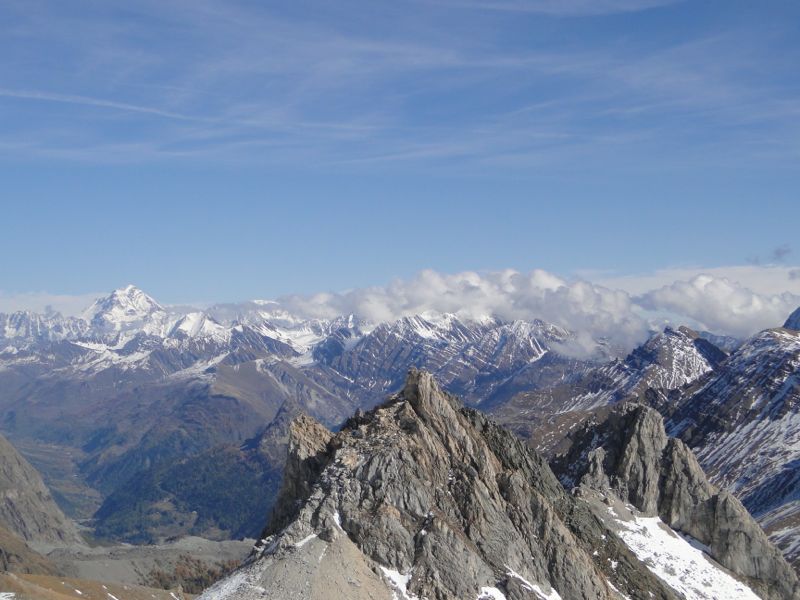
[
  {"xmin": 553, "ymin": 403, "xmax": 800, "ymax": 600},
  {"xmin": 200, "ymin": 371, "xmax": 795, "ymax": 600},
  {"xmin": 201, "ymin": 370, "xmax": 679, "ymax": 600}
]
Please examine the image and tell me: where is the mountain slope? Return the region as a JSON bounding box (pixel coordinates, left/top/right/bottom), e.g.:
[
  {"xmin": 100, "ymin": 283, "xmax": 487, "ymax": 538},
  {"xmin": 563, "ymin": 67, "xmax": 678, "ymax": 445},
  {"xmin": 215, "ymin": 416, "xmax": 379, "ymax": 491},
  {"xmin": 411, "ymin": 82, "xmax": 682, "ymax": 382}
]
[
  {"xmin": 0, "ymin": 523, "xmax": 60, "ymax": 575},
  {"xmin": 93, "ymin": 402, "xmax": 296, "ymax": 542},
  {"xmin": 666, "ymin": 324, "xmax": 800, "ymax": 567},
  {"xmin": 314, "ymin": 313, "xmax": 583, "ymax": 406},
  {"xmin": 0, "ymin": 432, "xmax": 83, "ymax": 547},
  {"xmin": 489, "ymin": 326, "xmax": 724, "ymax": 450},
  {"xmin": 1, "ymin": 287, "xmax": 608, "ymax": 543},
  {"xmin": 553, "ymin": 403, "xmax": 798, "ymax": 600},
  {"xmin": 199, "ymin": 371, "xmax": 781, "ymax": 600}
]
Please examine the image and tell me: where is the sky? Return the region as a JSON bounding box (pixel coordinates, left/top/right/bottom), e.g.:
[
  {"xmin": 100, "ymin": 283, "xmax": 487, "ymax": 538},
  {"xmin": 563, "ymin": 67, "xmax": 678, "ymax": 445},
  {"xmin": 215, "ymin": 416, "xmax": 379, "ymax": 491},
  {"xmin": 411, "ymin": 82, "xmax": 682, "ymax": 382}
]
[{"xmin": 1, "ymin": 0, "xmax": 799, "ymax": 339}]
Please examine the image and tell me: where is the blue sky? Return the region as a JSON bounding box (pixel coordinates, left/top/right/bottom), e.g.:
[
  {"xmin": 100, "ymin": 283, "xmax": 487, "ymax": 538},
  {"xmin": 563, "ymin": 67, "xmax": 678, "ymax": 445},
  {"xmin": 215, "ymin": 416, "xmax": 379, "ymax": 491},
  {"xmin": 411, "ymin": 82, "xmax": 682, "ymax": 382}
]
[{"xmin": 0, "ymin": 0, "xmax": 798, "ymax": 308}]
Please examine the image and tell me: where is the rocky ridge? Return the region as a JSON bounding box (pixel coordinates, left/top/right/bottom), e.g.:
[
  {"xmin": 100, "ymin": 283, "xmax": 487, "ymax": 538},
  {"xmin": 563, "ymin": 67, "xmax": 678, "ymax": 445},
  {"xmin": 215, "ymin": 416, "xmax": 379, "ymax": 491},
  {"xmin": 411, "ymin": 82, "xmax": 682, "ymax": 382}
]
[
  {"xmin": 665, "ymin": 324, "xmax": 800, "ymax": 566},
  {"xmin": 553, "ymin": 403, "xmax": 799, "ymax": 600},
  {"xmin": 198, "ymin": 370, "xmax": 784, "ymax": 600}
]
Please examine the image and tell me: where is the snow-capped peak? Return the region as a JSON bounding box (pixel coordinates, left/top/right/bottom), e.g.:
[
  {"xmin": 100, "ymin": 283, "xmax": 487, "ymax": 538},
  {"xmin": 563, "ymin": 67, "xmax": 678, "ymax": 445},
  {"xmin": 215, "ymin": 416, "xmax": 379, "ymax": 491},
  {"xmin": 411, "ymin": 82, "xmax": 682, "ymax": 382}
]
[
  {"xmin": 169, "ymin": 312, "xmax": 228, "ymax": 340},
  {"xmin": 82, "ymin": 284, "xmax": 166, "ymax": 333}
]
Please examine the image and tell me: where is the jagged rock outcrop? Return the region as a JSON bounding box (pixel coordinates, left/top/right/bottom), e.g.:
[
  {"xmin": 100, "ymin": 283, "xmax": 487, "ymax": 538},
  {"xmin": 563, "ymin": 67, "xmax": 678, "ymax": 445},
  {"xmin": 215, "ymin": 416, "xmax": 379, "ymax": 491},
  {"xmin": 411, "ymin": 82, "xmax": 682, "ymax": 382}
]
[
  {"xmin": 201, "ymin": 370, "xmax": 690, "ymax": 600},
  {"xmin": 553, "ymin": 404, "xmax": 800, "ymax": 600},
  {"xmin": 0, "ymin": 433, "xmax": 83, "ymax": 547}
]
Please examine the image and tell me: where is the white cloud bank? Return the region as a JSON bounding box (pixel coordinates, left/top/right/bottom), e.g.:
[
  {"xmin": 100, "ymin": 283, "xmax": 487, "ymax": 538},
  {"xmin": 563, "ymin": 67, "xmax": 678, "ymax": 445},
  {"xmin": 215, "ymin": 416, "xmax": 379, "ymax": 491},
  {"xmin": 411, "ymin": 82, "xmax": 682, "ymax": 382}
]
[
  {"xmin": 278, "ymin": 269, "xmax": 649, "ymax": 353},
  {"xmin": 592, "ymin": 265, "xmax": 800, "ymax": 297},
  {"xmin": 2, "ymin": 265, "xmax": 799, "ymax": 355},
  {"xmin": 637, "ymin": 274, "xmax": 800, "ymax": 338},
  {"xmin": 275, "ymin": 267, "xmax": 800, "ymax": 351}
]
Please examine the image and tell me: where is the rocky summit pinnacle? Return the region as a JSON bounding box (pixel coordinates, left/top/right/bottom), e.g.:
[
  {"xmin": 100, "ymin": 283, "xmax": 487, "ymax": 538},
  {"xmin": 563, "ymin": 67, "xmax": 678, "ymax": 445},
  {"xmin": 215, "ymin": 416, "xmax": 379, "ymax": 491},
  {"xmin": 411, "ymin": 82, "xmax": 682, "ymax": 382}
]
[{"xmin": 199, "ymin": 369, "xmax": 792, "ymax": 600}]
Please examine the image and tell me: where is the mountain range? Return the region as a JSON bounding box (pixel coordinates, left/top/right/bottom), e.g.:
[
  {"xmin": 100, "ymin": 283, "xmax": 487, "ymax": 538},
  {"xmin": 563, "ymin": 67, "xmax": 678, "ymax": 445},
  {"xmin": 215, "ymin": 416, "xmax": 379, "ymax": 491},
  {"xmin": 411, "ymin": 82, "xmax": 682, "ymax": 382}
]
[
  {"xmin": 1, "ymin": 284, "xmax": 799, "ymax": 587},
  {"xmin": 0, "ymin": 285, "xmax": 611, "ymax": 541},
  {"xmin": 489, "ymin": 309, "xmax": 800, "ymax": 573}
]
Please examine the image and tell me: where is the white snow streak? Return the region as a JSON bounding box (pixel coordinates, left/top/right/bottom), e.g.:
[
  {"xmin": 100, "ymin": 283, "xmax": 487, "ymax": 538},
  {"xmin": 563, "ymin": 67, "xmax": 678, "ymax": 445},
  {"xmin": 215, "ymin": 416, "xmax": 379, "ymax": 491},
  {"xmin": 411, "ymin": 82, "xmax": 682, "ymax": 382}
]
[{"xmin": 615, "ymin": 515, "xmax": 760, "ymax": 600}]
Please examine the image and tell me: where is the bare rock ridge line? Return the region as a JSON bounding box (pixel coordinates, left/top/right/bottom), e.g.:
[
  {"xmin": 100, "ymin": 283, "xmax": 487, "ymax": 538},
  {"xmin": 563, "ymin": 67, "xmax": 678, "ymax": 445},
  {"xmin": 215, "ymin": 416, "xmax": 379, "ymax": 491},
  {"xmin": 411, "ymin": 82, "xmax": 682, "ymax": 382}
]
[
  {"xmin": 200, "ymin": 369, "xmax": 790, "ymax": 600},
  {"xmin": 553, "ymin": 403, "xmax": 800, "ymax": 600},
  {"xmin": 203, "ymin": 367, "xmax": 673, "ymax": 599}
]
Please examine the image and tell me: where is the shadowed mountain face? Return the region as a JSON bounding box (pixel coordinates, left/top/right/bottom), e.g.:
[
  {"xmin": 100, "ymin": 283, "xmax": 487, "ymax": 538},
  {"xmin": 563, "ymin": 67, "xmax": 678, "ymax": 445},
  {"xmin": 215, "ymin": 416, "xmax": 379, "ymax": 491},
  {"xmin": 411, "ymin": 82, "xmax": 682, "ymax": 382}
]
[
  {"xmin": 92, "ymin": 402, "xmax": 297, "ymax": 543},
  {"xmin": 198, "ymin": 371, "xmax": 787, "ymax": 600},
  {"xmin": 786, "ymin": 308, "xmax": 800, "ymax": 332},
  {"xmin": 0, "ymin": 432, "xmax": 82, "ymax": 547}
]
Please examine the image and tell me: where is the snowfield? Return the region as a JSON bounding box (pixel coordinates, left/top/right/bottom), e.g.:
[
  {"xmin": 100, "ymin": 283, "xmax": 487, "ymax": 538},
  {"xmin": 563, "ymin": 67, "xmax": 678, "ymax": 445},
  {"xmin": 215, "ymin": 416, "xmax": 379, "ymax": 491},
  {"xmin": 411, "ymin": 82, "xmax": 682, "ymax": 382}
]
[{"xmin": 615, "ymin": 515, "xmax": 760, "ymax": 600}]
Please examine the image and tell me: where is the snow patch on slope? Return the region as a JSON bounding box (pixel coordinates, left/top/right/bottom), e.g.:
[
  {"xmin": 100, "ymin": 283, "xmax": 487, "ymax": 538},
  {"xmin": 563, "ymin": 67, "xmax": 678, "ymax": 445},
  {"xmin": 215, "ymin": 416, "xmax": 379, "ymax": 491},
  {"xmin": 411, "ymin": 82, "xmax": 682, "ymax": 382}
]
[
  {"xmin": 380, "ymin": 566, "xmax": 419, "ymax": 600},
  {"xmin": 615, "ymin": 515, "xmax": 760, "ymax": 600},
  {"xmin": 505, "ymin": 566, "xmax": 561, "ymax": 600}
]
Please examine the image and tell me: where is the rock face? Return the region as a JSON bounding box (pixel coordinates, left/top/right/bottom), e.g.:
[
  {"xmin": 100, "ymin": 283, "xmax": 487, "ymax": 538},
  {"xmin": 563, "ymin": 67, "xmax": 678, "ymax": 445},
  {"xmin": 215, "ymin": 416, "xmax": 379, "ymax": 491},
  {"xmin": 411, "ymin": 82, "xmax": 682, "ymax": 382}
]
[
  {"xmin": 553, "ymin": 404, "xmax": 800, "ymax": 600},
  {"xmin": 201, "ymin": 370, "xmax": 697, "ymax": 600},
  {"xmin": 0, "ymin": 433, "xmax": 82, "ymax": 547},
  {"xmin": 665, "ymin": 327, "xmax": 800, "ymax": 567}
]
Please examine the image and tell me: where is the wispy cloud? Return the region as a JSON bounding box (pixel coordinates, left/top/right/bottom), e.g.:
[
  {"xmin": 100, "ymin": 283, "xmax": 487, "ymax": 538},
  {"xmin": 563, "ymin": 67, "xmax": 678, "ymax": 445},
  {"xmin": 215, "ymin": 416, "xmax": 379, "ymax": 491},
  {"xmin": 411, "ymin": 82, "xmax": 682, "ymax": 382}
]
[
  {"xmin": 0, "ymin": 0, "xmax": 798, "ymax": 168},
  {"xmin": 429, "ymin": 0, "xmax": 683, "ymax": 16},
  {"xmin": 591, "ymin": 265, "xmax": 800, "ymax": 297},
  {"xmin": 0, "ymin": 88, "xmax": 204, "ymax": 122}
]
